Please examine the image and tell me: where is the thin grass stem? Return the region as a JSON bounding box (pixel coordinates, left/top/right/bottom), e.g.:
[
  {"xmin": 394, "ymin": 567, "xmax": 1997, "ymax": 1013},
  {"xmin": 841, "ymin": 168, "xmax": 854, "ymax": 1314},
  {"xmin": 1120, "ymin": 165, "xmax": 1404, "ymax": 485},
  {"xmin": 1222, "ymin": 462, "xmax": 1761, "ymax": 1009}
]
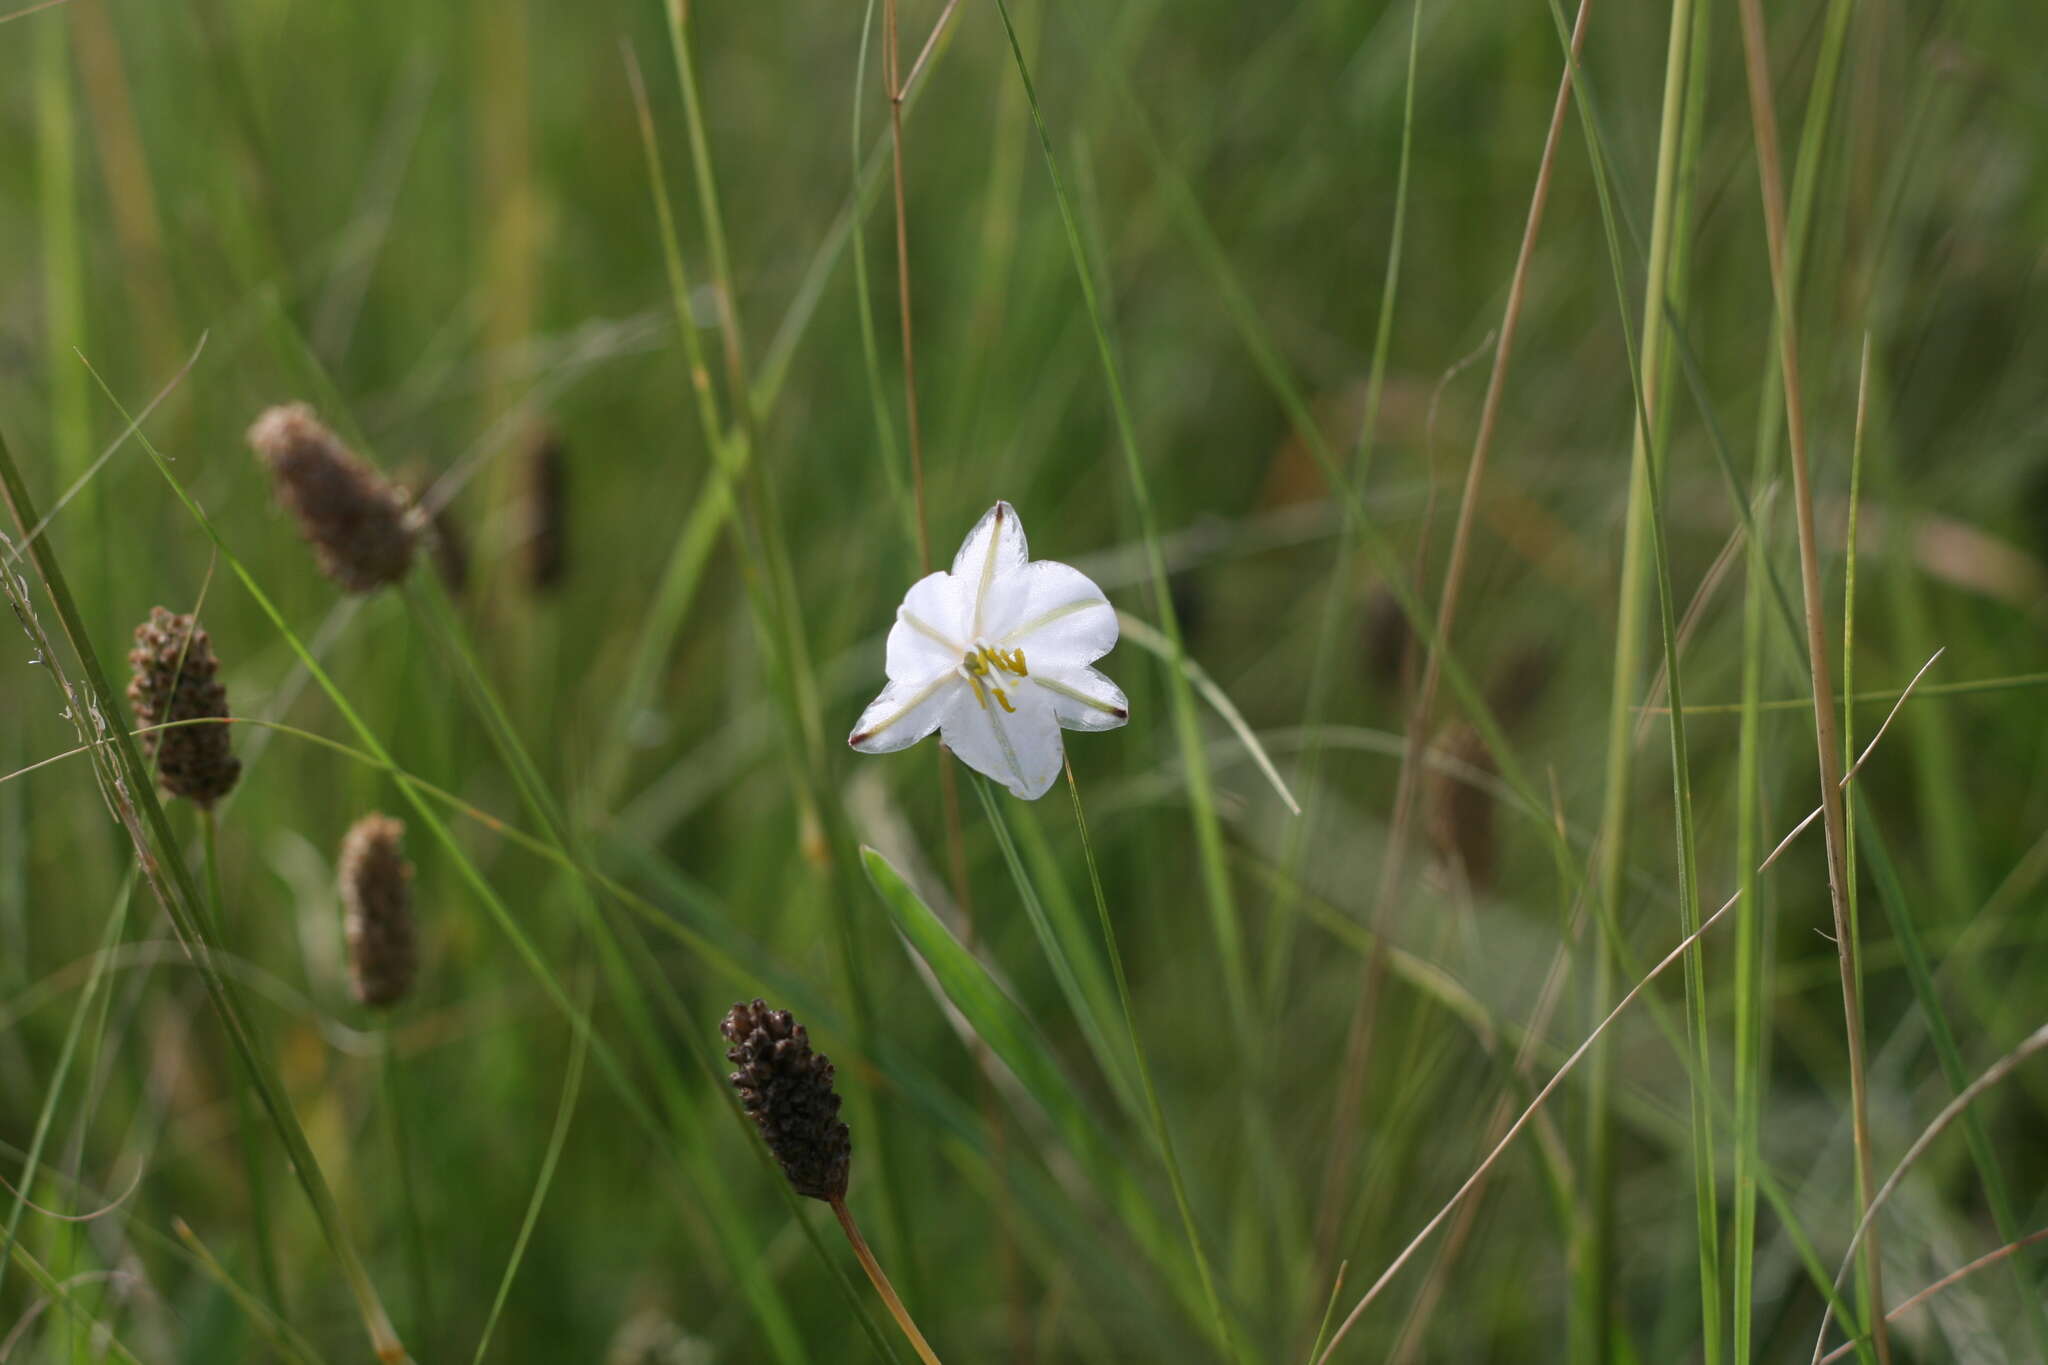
[
  {"xmin": 380, "ymin": 1029, "xmax": 432, "ymax": 1347},
  {"xmin": 882, "ymin": 0, "xmax": 929, "ymax": 572},
  {"xmin": 202, "ymin": 810, "xmax": 286, "ymax": 1319},
  {"xmin": 1318, "ymin": 0, "xmax": 1591, "ymax": 1268},
  {"xmin": 1732, "ymin": 2, "xmax": 1889, "ymax": 1356},
  {"xmin": 900, "ymin": 0, "xmax": 961, "ymax": 102},
  {"xmin": 1584, "ymin": 0, "xmax": 1706, "ymax": 1350},
  {"xmin": 1810, "ymin": 1019, "xmax": 2048, "ymax": 1361},
  {"xmin": 1258, "ymin": 0, "xmax": 1421, "ymax": 1041},
  {"xmin": 1313, "ymin": 655, "xmax": 1939, "ymax": 1362},
  {"xmin": 830, "ymin": 1197, "xmax": 943, "ymax": 1365},
  {"xmin": 987, "ymin": 0, "xmax": 1257, "ymax": 1060},
  {"xmin": 1817, "ymin": 1229, "xmax": 2048, "ymax": 1365},
  {"xmin": 469, "ymin": 981, "xmax": 589, "ymax": 1364},
  {"xmin": 0, "ymin": 881, "xmax": 130, "ymax": 1309},
  {"xmin": 1063, "ymin": 758, "xmax": 1240, "ymax": 1362}
]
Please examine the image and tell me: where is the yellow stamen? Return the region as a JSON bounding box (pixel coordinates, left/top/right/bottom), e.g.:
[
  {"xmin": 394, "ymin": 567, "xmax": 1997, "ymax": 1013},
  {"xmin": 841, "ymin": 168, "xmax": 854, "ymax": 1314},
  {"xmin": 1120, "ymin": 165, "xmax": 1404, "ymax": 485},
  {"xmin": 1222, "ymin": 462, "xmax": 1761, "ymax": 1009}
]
[{"xmin": 963, "ymin": 645, "xmax": 1028, "ymax": 710}]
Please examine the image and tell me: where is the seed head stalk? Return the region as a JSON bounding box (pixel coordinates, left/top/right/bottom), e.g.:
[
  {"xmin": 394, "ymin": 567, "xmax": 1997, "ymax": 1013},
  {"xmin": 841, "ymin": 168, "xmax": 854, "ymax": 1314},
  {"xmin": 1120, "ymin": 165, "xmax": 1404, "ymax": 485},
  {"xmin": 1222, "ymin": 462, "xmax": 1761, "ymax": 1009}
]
[
  {"xmin": 830, "ymin": 1196, "xmax": 943, "ymax": 1365},
  {"xmin": 723, "ymin": 1000, "xmax": 941, "ymax": 1362},
  {"xmin": 200, "ymin": 810, "xmax": 285, "ymax": 1317}
]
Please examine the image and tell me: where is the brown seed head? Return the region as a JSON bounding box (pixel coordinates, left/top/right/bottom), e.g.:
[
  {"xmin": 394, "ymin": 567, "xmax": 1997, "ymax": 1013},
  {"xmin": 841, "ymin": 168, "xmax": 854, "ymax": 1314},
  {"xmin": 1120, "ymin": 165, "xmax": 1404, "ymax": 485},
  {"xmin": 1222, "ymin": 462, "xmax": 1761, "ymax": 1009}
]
[
  {"xmin": 339, "ymin": 814, "xmax": 417, "ymax": 1008},
  {"xmin": 126, "ymin": 607, "xmax": 240, "ymax": 808},
  {"xmin": 1487, "ymin": 643, "xmax": 1554, "ymax": 733},
  {"xmin": 1362, "ymin": 583, "xmax": 1412, "ymax": 692},
  {"xmin": 721, "ymin": 1000, "xmax": 850, "ymax": 1202},
  {"xmin": 1426, "ymin": 723, "xmax": 1499, "ymax": 892},
  {"xmin": 519, "ymin": 426, "xmax": 568, "ymax": 594},
  {"xmin": 249, "ymin": 404, "xmax": 417, "ymax": 593}
]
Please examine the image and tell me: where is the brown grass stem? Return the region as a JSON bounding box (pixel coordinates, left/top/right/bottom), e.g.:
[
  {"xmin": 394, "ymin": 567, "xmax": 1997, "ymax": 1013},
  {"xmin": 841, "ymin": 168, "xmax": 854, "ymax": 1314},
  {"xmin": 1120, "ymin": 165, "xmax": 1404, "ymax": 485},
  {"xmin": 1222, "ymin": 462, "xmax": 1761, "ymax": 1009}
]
[
  {"xmin": 1732, "ymin": 1, "xmax": 1888, "ymax": 1357},
  {"xmin": 1817, "ymin": 1228, "xmax": 2048, "ymax": 1365},
  {"xmin": 830, "ymin": 1195, "xmax": 943, "ymax": 1365},
  {"xmin": 1810, "ymin": 1019, "xmax": 2048, "ymax": 1361},
  {"xmin": 0, "ymin": 0, "xmax": 76, "ymax": 24},
  {"xmin": 900, "ymin": 0, "xmax": 962, "ymax": 109}
]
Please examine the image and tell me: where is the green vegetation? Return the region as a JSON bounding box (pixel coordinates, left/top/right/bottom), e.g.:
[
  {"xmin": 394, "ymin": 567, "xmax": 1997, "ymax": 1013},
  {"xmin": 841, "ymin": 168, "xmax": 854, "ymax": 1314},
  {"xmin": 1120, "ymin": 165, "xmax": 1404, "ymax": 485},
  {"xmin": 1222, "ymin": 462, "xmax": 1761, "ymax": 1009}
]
[{"xmin": 0, "ymin": 0, "xmax": 2044, "ymax": 1359}]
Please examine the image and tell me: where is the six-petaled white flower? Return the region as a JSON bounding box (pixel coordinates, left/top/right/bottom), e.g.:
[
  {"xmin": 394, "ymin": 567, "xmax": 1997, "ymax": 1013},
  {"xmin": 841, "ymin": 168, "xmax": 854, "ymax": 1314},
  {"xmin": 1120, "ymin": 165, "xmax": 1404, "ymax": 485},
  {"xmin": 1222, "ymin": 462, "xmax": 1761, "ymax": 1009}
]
[{"xmin": 849, "ymin": 501, "xmax": 1129, "ymax": 800}]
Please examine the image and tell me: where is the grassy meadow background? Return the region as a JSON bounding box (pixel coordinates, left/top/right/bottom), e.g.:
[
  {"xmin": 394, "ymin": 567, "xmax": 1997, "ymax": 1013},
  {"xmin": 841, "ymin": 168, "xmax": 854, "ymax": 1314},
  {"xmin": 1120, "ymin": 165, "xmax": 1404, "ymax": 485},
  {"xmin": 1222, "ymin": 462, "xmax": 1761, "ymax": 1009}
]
[{"xmin": 0, "ymin": 0, "xmax": 2045, "ymax": 1359}]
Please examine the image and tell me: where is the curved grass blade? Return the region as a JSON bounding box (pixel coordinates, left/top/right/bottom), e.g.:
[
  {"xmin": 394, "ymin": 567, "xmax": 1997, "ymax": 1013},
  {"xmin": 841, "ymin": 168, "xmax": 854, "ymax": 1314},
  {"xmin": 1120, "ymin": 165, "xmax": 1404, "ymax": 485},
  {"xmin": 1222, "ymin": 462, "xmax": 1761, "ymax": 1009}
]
[{"xmin": 860, "ymin": 845, "xmax": 1231, "ymax": 1353}]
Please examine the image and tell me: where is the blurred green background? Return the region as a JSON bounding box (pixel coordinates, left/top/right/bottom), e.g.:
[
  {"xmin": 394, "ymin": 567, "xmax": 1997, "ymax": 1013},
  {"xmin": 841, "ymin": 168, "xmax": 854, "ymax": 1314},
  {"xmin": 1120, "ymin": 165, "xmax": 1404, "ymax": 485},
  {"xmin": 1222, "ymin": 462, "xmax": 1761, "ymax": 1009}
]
[{"xmin": 0, "ymin": 0, "xmax": 2045, "ymax": 1360}]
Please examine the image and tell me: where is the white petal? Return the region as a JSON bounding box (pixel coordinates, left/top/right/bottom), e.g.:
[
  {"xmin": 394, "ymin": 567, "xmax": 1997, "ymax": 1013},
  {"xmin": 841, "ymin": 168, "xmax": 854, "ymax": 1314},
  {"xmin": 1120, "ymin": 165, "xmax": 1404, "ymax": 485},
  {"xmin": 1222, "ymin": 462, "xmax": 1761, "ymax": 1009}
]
[
  {"xmin": 937, "ymin": 674, "xmax": 1063, "ymax": 800},
  {"xmin": 885, "ymin": 571, "xmax": 970, "ymax": 681},
  {"xmin": 986, "ymin": 559, "xmax": 1118, "ymax": 669},
  {"xmin": 849, "ymin": 671, "xmax": 958, "ymax": 753},
  {"xmin": 1031, "ymin": 665, "xmax": 1130, "ymax": 733},
  {"xmin": 950, "ymin": 501, "xmax": 1030, "ymax": 641}
]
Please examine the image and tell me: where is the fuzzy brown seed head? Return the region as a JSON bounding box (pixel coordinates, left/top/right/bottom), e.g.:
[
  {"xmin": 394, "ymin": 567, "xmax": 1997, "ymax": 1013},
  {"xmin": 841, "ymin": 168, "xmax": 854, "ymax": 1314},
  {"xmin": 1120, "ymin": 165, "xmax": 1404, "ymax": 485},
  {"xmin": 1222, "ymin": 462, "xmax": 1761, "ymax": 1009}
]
[
  {"xmin": 339, "ymin": 814, "xmax": 417, "ymax": 1008},
  {"xmin": 1362, "ymin": 583, "xmax": 1412, "ymax": 692},
  {"xmin": 1426, "ymin": 723, "xmax": 1498, "ymax": 892},
  {"xmin": 519, "ymin": 427, "xmax": 567, "ymax": 594},
  {"xmin": 126, "ymin": 607, "xmax": 240, "ymax": 808},
  {"xmin": 721, "ymin": 1000, "xmax": 850, "ymax": 1202},
  {"xmin": 249, "ymin": 404, "xmax": 417, "ymax": 593}
]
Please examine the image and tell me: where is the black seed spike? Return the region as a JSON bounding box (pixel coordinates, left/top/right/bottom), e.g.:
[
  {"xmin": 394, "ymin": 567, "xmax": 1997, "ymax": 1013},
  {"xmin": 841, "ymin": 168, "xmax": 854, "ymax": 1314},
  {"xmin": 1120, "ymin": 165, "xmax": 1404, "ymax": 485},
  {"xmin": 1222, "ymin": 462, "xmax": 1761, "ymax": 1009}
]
[{"xmin": 721, "ymin": 1000, "xmax": 851, "ymax": 1202}]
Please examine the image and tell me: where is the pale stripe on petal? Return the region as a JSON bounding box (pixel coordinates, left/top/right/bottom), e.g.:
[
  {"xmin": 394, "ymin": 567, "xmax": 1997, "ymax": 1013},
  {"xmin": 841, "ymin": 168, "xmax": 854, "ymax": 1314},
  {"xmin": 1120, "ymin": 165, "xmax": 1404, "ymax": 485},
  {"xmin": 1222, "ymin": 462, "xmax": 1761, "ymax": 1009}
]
[{"xmin": 849, "ymin": 672, "xmax": 957, "ymax": 753}]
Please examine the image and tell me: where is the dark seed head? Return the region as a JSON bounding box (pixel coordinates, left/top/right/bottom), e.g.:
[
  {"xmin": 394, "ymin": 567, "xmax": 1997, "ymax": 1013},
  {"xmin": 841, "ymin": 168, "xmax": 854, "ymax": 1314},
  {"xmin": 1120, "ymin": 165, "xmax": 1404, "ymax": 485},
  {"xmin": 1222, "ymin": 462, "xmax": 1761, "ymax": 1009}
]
[
  {"xmin": 721, "ymin": 1000, "xmax": 850, "ymax": 1202},
  {"xmin": 1426, "ymin": 723, "xmax": 1498, "ymax": 892},
  {"xmin": 519, "ymin": 426, "xmax": 568, "ymax": 594},
  {"xmin": 1487, "ymin": 643, "xmax": 1554, "ymax": 733},
  {"xmin": 339, "ymin": 814, "xmax": 417, "ymax": 1008},
  {"xmin": 126, "ymin": 607, "xmax": 240, "ymax": 808},
  {"xmin": 249, "ymin": 404, "xmax": 417, "ymax": 593},
  {"xmin": 1362, "ymin": 583, "xmax": 1412, "ymax": 692}
]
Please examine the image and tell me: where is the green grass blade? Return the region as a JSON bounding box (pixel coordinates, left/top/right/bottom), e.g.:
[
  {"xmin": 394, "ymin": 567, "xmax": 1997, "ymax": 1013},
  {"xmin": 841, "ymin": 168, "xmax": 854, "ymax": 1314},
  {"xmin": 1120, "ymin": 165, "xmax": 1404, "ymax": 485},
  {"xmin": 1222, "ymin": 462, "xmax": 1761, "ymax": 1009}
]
[
  {"xmin": 470, "ymin": 978, "xmax": 591, "ymax": 1364},
  {"xmin": 860, "ymin": 844, "xmax": 1229, "ymax": 1353},
  {"xmin": 1856, "ymin": 805, "xmax": 2048, "ymax": 1357},
  {"xmin": 971, "ymin": 778, "xmax": 1141, "ymax": 1114}
]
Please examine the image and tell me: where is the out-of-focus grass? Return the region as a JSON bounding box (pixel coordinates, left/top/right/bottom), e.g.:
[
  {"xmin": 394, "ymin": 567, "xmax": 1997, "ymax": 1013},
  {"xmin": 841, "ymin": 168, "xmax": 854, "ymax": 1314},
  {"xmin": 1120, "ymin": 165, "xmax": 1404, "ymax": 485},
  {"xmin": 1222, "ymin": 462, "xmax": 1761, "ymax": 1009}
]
[{"xmin": 0, "ymin": 0, "xmax": 2046, "ymax": 1360}]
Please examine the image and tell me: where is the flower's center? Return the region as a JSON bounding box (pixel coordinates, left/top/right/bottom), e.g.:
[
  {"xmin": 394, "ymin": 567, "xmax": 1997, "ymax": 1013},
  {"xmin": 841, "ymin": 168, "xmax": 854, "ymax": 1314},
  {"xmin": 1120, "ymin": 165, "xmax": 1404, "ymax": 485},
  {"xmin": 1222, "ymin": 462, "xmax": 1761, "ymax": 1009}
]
[{"xmin": 961, "ymin": 644, "xmax": 1028, "ymax": 713}]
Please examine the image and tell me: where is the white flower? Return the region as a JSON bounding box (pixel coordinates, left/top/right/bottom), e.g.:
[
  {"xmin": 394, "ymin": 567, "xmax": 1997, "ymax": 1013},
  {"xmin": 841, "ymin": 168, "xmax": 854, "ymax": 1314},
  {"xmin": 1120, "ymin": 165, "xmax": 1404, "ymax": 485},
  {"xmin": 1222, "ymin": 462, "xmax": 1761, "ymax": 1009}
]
[{"xmin": 849, "ymin": 501, "xmax": 1129, "ymax": 800}]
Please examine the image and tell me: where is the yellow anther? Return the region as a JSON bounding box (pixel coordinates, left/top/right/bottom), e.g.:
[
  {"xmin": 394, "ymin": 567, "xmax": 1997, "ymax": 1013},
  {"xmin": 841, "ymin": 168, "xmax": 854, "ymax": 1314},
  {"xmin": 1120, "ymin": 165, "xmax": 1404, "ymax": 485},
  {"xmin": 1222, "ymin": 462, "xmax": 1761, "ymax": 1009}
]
[{"xmin": 964, "ymin": 646, "xmax": 1027, "ymax": 710}]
